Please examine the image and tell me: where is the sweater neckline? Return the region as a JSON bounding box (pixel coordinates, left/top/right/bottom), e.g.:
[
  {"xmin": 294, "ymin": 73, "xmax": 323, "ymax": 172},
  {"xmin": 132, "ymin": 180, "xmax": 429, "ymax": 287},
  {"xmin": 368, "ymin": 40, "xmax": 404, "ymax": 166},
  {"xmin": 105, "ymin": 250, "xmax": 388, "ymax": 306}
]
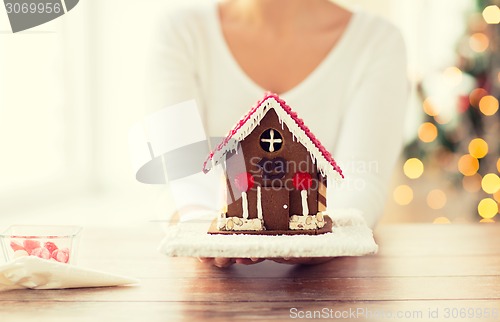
[{"xmin": 209, "ymin": 2, "xmax": 360, "ymax": 99}]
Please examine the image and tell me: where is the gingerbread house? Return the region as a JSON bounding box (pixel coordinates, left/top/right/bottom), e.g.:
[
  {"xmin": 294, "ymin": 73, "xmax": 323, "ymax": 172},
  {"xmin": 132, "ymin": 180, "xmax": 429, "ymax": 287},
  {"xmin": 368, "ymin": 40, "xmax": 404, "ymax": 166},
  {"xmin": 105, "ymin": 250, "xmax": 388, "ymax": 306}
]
[{"xmin": 203, "ymin": 94, "xmax": 343, "ymax": 235}]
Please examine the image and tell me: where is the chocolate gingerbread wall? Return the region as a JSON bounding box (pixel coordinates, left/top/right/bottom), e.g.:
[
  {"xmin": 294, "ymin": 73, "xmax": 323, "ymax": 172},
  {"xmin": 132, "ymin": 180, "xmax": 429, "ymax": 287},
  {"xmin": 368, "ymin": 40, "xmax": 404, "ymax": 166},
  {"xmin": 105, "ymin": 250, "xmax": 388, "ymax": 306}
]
[{"xmin": 225, "ymin": 109, "xmax": 319, "ymax": 224}]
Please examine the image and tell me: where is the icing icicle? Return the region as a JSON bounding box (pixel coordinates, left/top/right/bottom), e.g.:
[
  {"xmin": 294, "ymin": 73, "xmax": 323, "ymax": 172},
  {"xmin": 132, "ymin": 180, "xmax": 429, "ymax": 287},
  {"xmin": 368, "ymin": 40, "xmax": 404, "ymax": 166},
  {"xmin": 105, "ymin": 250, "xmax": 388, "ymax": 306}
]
[
  {"xmin": 301, "ymin": 190, "xmax": 309, "ymax": 216},
  {"xmin": 242, "ymin": 191, "xmax": 249, "ymax": 219},
  {"xmin": 257, "ymin": 186, "xmax": 262, "ymax": 219}
]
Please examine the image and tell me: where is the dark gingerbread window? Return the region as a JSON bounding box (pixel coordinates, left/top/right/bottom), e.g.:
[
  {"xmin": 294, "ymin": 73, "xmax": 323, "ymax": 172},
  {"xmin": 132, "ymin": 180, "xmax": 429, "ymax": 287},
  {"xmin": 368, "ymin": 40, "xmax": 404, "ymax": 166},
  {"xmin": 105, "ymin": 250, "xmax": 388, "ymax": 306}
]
[{"xmin": 260, "ymin": 128, "xmax": 283, "ymax": 153}]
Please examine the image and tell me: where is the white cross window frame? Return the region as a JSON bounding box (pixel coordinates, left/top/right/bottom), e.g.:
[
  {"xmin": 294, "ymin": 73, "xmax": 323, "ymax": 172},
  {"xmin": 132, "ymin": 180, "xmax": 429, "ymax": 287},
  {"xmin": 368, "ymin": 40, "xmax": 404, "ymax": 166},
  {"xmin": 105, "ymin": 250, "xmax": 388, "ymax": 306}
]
[{"xmin": 260, "ymin": 128, "xmax": 283, "ymax": 153}]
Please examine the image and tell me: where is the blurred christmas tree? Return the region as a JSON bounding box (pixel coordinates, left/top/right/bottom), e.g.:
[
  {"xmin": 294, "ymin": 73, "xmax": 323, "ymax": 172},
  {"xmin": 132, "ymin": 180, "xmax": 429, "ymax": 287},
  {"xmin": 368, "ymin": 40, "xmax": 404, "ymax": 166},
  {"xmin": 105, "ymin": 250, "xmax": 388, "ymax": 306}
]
[{"xmin": 401, "ymin": 0, "xmax": 500, "ymax": 222}]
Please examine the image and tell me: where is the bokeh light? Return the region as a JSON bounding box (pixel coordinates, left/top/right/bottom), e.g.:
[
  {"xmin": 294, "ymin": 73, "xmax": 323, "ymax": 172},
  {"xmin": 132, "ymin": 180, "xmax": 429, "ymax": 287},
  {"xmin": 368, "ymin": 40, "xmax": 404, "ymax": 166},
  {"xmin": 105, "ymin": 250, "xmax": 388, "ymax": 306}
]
[
  {"xmin": 443, "ymin": 67, "xmax": 463, "ymax": 87},
  {"xmin": 423, "ymin": 97, "xmax": 439, "ymax": 116},
  {"xmin": 469, "ymin": 33, "xmax": 489, "ymax": 52},
  {"xmin": 469, "ymin": 88, "xmax": 488, "ymax": 107},
  {"xmin": 404, "ymin": 158, "xmax": 424, "ymax": 179},
  {"xmin": 480, "ymin": 218, "xmax": 495, "ymax": 223},
  {"xmin": 482, "ymin": 173, "xmax": 500, "ymax": 194},
  {"xmin": 479, "ymin": 95, "xmax": 499, "ymax": 116},
  {"xmin": 418, "ymin": 122, "xmax": 438, "ymax": 143},
  {"xmin": 393, "ymin": 185, "xmax": 413, "ymax": 206},
  {"xmin": 462, "ymin": 173, "xmax": 482, "ymax": 192},
  {"xmin": 433, "ymin": 216, "xmax": 451, "ymax": 224},
  {"xmin": 458, "ymin": 154, "xmax": 480, "ymax": 176},
  {"xmin": 482, "ymin": 5, "xmax": 500, "ymax": 24},
  {"xmin": 468, "ymin": 138, "xmax": 488, "ymax": 159},
  {"xmin": 427, "ymin": 189, "xmax": 447, "ymax": 210},
  {"xmin": 497, "ymin": 158, "xmax": 500, "ymax": 173},
  {"xmin": 478, "ymin": 198, "xmax": 498, "ymax": 219},
  {"xmin": 494, "ymin": 190, "xmax": 500, "ymax": 203}
]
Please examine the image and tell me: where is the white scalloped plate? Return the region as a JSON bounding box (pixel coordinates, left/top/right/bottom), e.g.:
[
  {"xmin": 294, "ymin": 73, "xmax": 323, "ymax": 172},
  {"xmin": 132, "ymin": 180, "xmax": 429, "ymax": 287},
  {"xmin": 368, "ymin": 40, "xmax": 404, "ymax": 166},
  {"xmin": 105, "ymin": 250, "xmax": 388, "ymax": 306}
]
[{"xmin": 159, "ymin": 209, "xmax": 378, "ymax": 258}]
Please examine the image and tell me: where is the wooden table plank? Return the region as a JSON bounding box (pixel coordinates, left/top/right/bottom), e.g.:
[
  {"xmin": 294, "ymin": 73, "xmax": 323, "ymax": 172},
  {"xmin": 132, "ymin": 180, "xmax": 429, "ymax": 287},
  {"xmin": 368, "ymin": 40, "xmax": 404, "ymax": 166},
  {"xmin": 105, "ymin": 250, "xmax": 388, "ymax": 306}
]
[
  {"xmin": 1, "ymin": 275, "xmax": 500, "ymax": 302},
  {"xmin": 1, "ymin": 223, "xmax": 499, "ymax": 321},
  {"xmin": 1, "ymin": 300, "xmax": 499, "ymax": 322},
  {"xmin": 74, "ymin": 255, "xmax": 500, "ymax": 279}
]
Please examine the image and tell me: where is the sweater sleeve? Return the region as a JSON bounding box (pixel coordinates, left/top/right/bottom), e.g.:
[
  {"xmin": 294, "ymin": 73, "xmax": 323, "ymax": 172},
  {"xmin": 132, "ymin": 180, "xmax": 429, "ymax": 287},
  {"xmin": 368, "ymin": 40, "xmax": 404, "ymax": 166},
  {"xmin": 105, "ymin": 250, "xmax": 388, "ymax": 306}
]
[
  {"xmin": 328, "ymin": 26, "xmax": 409, "ymax": 228},
  {"xmin": 147, "ymin": 11, "xmax": 204, "ymax": 115},
  {"xmin": 146, "ymin": 11, "xmax": 221, "ymax": 221}
]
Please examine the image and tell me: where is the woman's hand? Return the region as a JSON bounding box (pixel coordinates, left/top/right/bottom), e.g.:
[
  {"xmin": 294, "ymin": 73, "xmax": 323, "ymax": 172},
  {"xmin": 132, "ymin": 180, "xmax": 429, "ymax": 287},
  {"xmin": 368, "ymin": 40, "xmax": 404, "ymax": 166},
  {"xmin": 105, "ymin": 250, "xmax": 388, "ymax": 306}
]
[
  {"xmin": 269, "ymin": 257, "xmax": 334, "ymax": 265},
  {"xmin": 198, "ymin": 257, "xmax": 333, "ymax": 268},
  {"xmin": 198, "ymin": 257, "xmax": 265, "ymax": 268}
]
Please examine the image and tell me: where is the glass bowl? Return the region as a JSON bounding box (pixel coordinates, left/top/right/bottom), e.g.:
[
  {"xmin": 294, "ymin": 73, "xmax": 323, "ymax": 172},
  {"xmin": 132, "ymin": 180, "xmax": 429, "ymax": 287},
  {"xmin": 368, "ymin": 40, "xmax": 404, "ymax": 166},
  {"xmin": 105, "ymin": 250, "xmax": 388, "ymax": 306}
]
[{"xmin": 0, "ymin": 225, "xmax": 82, "ymax": 264}]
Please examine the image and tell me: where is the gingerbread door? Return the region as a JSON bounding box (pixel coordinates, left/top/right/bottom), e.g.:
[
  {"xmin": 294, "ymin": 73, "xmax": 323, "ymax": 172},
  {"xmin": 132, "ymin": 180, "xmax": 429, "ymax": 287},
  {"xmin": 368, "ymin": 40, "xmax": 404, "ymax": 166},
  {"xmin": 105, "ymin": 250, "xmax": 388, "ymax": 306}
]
[{"xmin": 261, "ymin": 187, "xmax": 289, "ymax": 230}]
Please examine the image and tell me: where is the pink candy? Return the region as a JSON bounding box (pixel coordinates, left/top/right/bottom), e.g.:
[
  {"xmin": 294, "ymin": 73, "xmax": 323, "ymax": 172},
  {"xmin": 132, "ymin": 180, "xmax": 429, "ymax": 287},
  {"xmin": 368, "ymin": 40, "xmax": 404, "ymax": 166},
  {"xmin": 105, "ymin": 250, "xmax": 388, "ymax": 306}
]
[
  {"xmin": 10, "ymin": 239, "xmax": 70, "ymax": 263},
  {"xmin": 31, "ymin": 247, "xmax": 51, "ymax": 260},
  {"xmin": 23, "ymin": 239, "xmax": 41, "ymax": 254},
  {"xmin": 10, "ymin": 241, "xmax": 25, "ymax": 252},
  {"xmin": 51, "ymin": 248, "xmax": 70, "ymax": 263},
  {"xmin": 44, "ymin": 241, "xmax": 58, "ymax": 254}
]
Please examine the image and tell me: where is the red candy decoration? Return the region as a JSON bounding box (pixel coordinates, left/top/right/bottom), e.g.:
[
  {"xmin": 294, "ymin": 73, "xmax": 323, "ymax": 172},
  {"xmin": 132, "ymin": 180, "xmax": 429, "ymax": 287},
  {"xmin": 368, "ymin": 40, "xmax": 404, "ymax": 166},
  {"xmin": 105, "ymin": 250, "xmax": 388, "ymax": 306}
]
[
  {"xmin": 10, "ymin": 241, "xmax": 25, "ymax": 252},
  {"xmin": 32, "ymin": 247, "xmax": 51, "ymax": 260},
  {"xmin": 23, "ymin": 239, "xmax": 41, "ymax": 255},
  {"xmin": 44, "ymin": 242, "xmax": 58, "ymax": 254},
  {"xmin": 234, "ymin": 172, "xmax": 255, "ymax": 192},
  {"xmin": 52, "ymin": 248, "xmax": 70, "ymax": 263},
  {"xmin": 292, "ymin": 172, "xmax": 312, "ymax": 190},
  {"xmin": 8, "ymin": 239, "xmax": 71, "ymax": 263}
]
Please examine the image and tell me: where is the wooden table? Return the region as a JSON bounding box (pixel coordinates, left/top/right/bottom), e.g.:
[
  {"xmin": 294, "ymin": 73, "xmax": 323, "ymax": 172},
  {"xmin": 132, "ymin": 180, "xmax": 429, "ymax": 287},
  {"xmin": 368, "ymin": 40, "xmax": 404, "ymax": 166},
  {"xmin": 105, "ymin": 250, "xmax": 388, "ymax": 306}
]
[{"xmin": 1, "ymin": 223, "xmax": 499, "ymax": 321}]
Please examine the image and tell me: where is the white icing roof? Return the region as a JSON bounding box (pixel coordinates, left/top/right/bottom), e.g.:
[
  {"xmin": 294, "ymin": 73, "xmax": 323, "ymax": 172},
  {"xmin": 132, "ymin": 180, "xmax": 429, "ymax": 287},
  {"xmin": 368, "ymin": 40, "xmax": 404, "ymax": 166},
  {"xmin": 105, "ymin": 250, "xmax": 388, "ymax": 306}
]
[{"xmin": 203, "ymin": 94, "xmax": 343, "ymax": 180}]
